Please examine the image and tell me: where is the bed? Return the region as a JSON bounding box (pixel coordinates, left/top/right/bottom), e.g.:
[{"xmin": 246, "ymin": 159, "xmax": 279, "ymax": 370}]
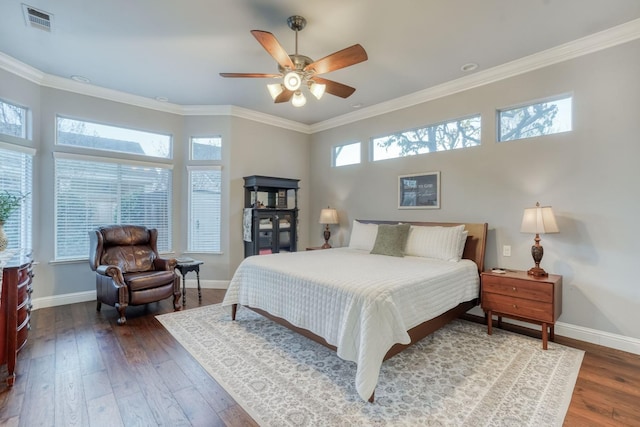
[{"xmin": 222, "ymin": 220, "xmax": 488, "ymax": 402}]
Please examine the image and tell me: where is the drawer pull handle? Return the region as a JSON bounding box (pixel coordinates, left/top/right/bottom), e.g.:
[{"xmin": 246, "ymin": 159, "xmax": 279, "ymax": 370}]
[
  {"xmin": 512, "ymin": 287, "xmax": 517, "ymax": 291},
  {"xmin": 513, "ymin": 304, "xmax": 518, "ymax": 308}
]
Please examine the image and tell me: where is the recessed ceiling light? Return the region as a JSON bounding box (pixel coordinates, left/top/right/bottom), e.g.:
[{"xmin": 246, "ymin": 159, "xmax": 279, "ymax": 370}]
[
  {"xmin": 351, "ymin": 103, "xmax": 363, "ymax": 109},
  {"xmin": 70, "ymin": 75, "xmax": 90, "ymax": 83},
  {"xmin": 155, "ymin": 96, "xmax": 169, "ymax": 102},
  {"xmin": 460, "ymin": 63, "xmax": 478, "ymax": 72}
]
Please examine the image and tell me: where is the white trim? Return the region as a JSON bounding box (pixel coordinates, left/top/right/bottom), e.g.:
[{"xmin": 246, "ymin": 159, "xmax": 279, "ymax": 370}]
[
  {"xmin": 186, "ymin": 164, "xmax": 222, "ymax": 172},
  {"xmin": 53, "ymin": 151, "xmax": 174, "ymax": 169},
  {"xmin": 0, "ymin": 140, "xmax": 36, "ymax": 156},
  {"xmin": 30, "ymin": 280, "xmax": 229, "ymax": 310},
  {"xmin": 2, "ymin": 19, "xmax": 638, "ymax": 133}
]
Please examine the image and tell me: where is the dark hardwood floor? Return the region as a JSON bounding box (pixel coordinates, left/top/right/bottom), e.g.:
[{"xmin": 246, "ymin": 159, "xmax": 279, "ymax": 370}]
[{"xmin": 1, "ymin": 288, "xmax": 638, "ymax": 426}]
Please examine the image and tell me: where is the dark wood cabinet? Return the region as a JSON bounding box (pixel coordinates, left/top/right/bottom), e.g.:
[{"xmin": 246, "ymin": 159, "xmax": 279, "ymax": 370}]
[
  {"xmin": 243, "ymin": 176, "xmax": 299, "ymax": 257},
  {"xmin": 0, "ymin": 251, "xmax": 33, "ymax": 386},
  {"xmin": 481, "ymin": 270, "xmax": 562, "ymax": 350}
]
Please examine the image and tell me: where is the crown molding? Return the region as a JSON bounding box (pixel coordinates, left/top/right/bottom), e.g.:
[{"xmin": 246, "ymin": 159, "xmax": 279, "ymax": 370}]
[
  {"xmin": 2, "ymin": 18, "xmax": 639, "ymax": 134},
  {"xmin": 310, "ymin": 17, "xmax": 640, "ymax": 133},
  {"xmin": 181, "ymin": 105, "xmax": 312, "ymax": 134}
]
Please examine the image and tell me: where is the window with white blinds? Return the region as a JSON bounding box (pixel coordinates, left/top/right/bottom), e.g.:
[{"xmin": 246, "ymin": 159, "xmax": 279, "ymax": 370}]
[
  {"xmin": 0, "ymin": 143, "xmax": 33, "ymax": 250},
  {"xmin": 54, "ymin": 153, "xmax": 172, "ymax": 260},
  {"xmin": 187, "ymin": 166, "xmax": 221, "ymax": 252}
]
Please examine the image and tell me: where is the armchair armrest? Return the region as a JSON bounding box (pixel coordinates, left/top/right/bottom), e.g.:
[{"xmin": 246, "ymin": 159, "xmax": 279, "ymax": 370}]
[
  {"xmin": 96, "ymin": 265, "xmax": 125, "ymax": 286},
  {"xmin": 154, "ymin": 257, "xmax": 177, "ymax": 271}
]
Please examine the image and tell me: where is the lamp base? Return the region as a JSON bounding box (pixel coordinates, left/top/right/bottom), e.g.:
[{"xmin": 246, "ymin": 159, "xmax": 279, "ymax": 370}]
[
  {"xmin": 527, "ymin": 266, "xmax": 548, "ymax": 277},
  {"xmin": 322, "ymin": 226, "xmax": 331, "ymax": 249}
]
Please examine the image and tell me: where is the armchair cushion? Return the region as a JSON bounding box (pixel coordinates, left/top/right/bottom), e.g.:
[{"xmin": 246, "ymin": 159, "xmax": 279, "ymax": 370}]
[{"xmin": 125, "ymin": 270, "xmax": 176, "ymax": 291}]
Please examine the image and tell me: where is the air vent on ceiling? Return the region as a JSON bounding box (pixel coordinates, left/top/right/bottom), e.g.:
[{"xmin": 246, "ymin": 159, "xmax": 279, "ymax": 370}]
[{"xmin": 22, "ymin": 4, "xmax": 53, "ymax": 32}]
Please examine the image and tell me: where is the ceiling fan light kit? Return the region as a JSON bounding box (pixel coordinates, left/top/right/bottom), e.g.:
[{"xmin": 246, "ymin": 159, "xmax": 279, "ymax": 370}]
[{"xmin": 220, "ymin": 15, "xmax": 368, "ymax": 108}]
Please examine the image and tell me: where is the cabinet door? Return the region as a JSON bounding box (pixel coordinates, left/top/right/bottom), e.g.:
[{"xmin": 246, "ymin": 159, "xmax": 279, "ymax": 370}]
[
  {"xmin": 256, "ymin": 212, "xmax": 277, "ymax": 254},
  {"xmin": 276, "ymin": 211, "xmax": 294, "ymax": 252}
]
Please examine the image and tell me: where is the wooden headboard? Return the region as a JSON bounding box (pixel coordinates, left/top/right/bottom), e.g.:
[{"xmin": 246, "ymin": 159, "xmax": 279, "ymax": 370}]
[{"xmin": 357, "ymin": 220, "xmax": 488, "ymax": 274}]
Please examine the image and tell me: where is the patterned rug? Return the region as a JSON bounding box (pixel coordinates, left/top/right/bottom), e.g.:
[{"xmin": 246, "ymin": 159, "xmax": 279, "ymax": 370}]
[{"xmin": 156, "ymin": 304, "xmax": 584, "ymax": 426}]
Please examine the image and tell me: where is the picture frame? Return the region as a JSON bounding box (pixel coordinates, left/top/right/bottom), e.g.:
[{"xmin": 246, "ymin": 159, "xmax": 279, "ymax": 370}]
[{"xmin": 398, "ymin": 171, "xmax": 440, "ymax": 209}]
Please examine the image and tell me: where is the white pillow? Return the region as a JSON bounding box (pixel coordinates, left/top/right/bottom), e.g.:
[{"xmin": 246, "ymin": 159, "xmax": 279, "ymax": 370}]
[
  {"xmin": 348, "ymin": 220, "xmax": 379, "ymax": 251},
  {"xmin": 404, "ymin": 224, "xmax": 466, "ymax": 262}
]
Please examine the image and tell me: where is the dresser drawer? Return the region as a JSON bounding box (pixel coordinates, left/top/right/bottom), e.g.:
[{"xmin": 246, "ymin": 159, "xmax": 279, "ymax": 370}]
[
  {"xmin": 482, "ymin": 275, "xmax": 553, "ymax": 303},
  {"xmin": 482, "ymin": 292, "xmax": 554, "ymax": 323}
]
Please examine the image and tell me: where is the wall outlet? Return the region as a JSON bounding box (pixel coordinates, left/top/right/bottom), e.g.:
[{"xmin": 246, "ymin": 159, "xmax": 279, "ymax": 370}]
[{"xmin": 503, "ymin": 245, "xmax": 511, "ymax": 257}]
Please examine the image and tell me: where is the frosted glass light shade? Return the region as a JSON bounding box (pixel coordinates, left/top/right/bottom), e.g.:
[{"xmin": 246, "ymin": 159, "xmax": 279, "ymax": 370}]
[
  {"xmin": 283, "ymin": 71, "xmax": 302, "ymax": 91},
  {"xmin": 309, "ymin": 82, "xmax": 326, "ymax": 100},
  {"xmin": 291, "ymin": 91, "xmax": 306, "ymax": 107},
  {"xmin": 267, "ymin": 83, "xmax": 284, "ymax": 100}
]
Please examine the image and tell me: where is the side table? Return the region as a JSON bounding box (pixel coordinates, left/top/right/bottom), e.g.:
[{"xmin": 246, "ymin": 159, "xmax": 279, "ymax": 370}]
[{"xmin": 175, "ymin": 259, "xmax": 204, "ymax": 306}]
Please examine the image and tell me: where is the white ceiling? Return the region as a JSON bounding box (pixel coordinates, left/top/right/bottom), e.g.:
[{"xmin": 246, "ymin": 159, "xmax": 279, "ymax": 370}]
[{"xmin": 1, "ymin": 1, "xmax": 640, "ymax": 126}]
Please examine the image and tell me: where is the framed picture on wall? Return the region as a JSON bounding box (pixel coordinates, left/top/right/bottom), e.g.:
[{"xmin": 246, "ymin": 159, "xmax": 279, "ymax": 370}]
[{"xmin": 398, "ymin": 171, "xmax": 440, "ymax": 209}]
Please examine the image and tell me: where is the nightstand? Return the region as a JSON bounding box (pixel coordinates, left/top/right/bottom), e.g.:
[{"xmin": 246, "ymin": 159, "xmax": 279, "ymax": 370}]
[{"xmin": 481, "ymin": 270, "xmax": 562, "ymax": 350}]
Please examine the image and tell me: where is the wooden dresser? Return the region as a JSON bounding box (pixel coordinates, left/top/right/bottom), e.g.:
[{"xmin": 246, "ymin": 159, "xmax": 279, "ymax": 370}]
[
  {"xmin": 0, "ymin": 251, "xmax": 33, "ymax": 386},
  {"xmin": 481, "ymin": 270, "xmax": 562, "ymax": 350}
]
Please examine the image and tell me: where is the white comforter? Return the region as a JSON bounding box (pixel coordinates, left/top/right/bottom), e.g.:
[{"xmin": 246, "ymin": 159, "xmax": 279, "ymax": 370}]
[{"xmin": 222, "ymin": 248, "xmax": 479, "ymax": 401}]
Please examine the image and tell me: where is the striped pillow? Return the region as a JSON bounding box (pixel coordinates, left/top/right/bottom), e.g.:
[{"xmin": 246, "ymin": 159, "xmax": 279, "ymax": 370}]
[{"xmin": 404, "ymin": 224, "xmax": 466, "ymax": 262}]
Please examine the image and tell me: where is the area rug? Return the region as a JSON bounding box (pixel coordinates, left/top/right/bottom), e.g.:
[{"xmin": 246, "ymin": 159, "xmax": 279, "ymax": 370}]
[{"xmin": 156, "ymin": 304, "xmax": 584, "ymax": 426}]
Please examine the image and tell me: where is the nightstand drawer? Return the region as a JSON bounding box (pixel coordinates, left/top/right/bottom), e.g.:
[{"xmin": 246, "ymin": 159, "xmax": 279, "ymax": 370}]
[
  {"xmin": 482, "ymin": 292, "xmax": 554, "ymax": 323},
  {"xmin": 482, "ymin": 276, "xmax": 553, "ymax": 303}
]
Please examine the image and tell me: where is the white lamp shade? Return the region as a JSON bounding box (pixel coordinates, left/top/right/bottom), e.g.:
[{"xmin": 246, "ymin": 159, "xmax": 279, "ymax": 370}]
[
  {"xmin": 521, "ymin": 204, "xmax": 559, "ymax": 234},
  {"xmin": 319, "ymin": 208, "xmax": 339, "ymax": 225},
  {"xmin": 267, "ymin": 83, "xmax": 284, "ymax": 100},
  {"xmin": 283, "ymin": 71, "xmax": 302, "ymax": 91},
  {"xmin": 291, "ymin": 91, "xmax": 306, "ymax": 107},
  {"xmin": 309, "ymin": 82, "xmax": 326, "ymax": 100}
]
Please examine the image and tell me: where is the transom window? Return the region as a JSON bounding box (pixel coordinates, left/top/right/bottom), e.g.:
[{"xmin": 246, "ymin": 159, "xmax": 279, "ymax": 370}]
[
  {"xmin": 191, "ymin": 136, "xmax": 222, "ymax": 160},
  {"xmin": 498, "ymin": 95, "xmax": 572, "ymax": 142},
  {"xmin": 372, "ymin": 115, "xmax": 481, "ymax": 161},
  {"xmin": 56, "ymin": 116, "xmax": 172, "ymax": 159},
  {"xmin": 0, "ymin": 99, "xmax": 28, "ymax": 139},
  {"xmin": 333, "ymin": 142, "xmax": 361, "ymax": 167}
]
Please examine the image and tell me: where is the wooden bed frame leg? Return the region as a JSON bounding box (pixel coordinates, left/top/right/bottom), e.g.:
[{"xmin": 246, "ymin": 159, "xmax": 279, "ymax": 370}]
[
  {"xmin": 231, "ymin": 304, "xmax": 237, "ymax": 321},
  {"xmin": 368, "ymin": 391, "xmax": 374, "ymax": 403}
]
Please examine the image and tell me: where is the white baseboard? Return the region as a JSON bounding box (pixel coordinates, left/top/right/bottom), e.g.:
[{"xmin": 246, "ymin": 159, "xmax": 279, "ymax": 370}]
[
  {"xmin": 31, "ymin": 280, "xmax": 230, "ymax": 311},
  {"xmin": 32, "ymin": 288, "xmax": 639, "ymax": 355}
]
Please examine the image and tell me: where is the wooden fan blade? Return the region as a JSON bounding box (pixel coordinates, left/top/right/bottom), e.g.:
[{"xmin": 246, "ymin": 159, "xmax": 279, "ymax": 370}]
[
  {"xmin": 310, "ymin": 77, "xmax": 356, "ymax": 98},
  {"xmin": 219, "ymin": 73, "xmax": 281, "ymax": 78},
  {"xmin": 251, "ymin": 30, "xmax": 295, "ymax": 70},
  {"xmin": 303, "ymin": 44, "xmax": 367, "ymax": 75},
  {"xmin": 274, "ymin": 89, "xmax": 294, "ymax": 103}
]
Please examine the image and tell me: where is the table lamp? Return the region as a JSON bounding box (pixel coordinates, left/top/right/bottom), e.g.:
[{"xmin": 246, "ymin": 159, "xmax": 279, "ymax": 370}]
[
  {"xmin": 319, "ymin": 207, "xmax": 339, "ymax": 249},
  {"xmin": 520, "ymin": 202, "xmax": 559, "ymax": 277}
]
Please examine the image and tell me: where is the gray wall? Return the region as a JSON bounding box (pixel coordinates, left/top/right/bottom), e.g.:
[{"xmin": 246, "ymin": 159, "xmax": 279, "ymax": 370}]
[
  {"xmin": 1, "ymin": 38, "xmax": 638, "ymax": 347},
  {"xmin": 0, "ymin": 70, "xmax": 310, "ymax": 304},
  {"xmin": 309, "ymin": 40, "xmax": 640, "ymax": 341}
]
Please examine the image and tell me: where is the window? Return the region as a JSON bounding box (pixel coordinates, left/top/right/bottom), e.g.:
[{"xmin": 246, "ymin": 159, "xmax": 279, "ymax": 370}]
[
  {"xmin": 54, "ymin": 153, "xmax": 172, "ymax": 260},
  {"xmin": 372, "ymin": 115, "xmax": 481, "ymax": 161},
  {"xmin": 333, "ymin": 142, "xmax": 361, "ymax": 167},
  {"xmin": 0, "ymin": 143, "xmax": 33, "ymax": 250},
  {"xmin": 191, "ymin": 136, "xmax": 222, "ymax": 160},
  {"xmin": 56, "ymin": 116, "xmax": 172, "ymax": 159},
  {"xmin": 188, "ymin": 166, "xmax": 221, "ymax": 252},
  {"xmin": 0, "ymin": 99, "xmax": 28, "ymax": 139},
  {"xmin": 498, "ymin": 95, "xmax": 572, "ymax": 142}
]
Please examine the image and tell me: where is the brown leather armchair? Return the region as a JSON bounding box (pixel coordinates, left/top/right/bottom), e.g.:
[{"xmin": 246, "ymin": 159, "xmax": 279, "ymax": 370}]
[{"xmin": 89, "ymin": 225, "xmax": 181, "ymax": 325}]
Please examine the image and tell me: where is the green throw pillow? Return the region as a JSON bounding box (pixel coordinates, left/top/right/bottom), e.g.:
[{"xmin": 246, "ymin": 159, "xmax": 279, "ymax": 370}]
[{"xmin": 370, "ymin": 223, "xmax": 411, "ymax": 257}]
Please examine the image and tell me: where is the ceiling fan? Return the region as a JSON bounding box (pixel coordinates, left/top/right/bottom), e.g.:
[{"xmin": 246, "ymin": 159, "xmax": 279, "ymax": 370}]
[{"xmin": 220, "ymin": 15, "xmax": 368, "ymax": 107}]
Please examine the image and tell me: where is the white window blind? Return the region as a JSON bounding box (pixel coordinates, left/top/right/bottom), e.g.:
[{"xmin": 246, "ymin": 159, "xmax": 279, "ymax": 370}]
[
  {"xmin": 188, "ymin": 165, "xmax": 221, "ymax": 252},
  {"xmin": 54, "ymin": 153, "xmax": 172, "ymax": 260},
  {"xmin": 0, "ymin": 143, "xmax": 33, "ymax": 250}
]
